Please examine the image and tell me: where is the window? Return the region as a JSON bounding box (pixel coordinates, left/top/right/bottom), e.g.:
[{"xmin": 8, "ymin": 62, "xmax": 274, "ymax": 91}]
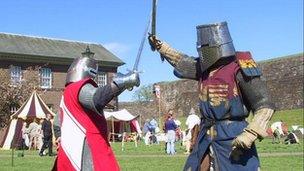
[
  {"xmin": 10, "ymin": 66, "xmax": 22, "ymax": 84},
  {"xmin": 10, "ymin": 106, "xmax": 18, "ymax": 113},
  {"xmin": 96, "ymin": 72, "xmax": 107, "ymax": 87},
  {"xmin": 40, "ymin": 68, "xmax": 52, "ymax": 89}
]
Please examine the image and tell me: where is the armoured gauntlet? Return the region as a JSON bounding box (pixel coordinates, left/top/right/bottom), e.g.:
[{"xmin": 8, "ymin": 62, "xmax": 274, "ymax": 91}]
[
  {"xmin": 148, "ymin": 35, "xmax": 183, "ymax": 66},
  {"xmin": 113, "ymin": 71, "xmax": 140, "ymax": 91},
  {"xmin": 232, "ymin": 108, "xmax": 274, "ymax": 149}
]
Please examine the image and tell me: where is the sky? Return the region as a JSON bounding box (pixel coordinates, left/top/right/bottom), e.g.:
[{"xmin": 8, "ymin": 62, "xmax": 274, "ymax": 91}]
[{"xmin": 1, "ymin": 0, "xmax": 303, "ymax": 101}]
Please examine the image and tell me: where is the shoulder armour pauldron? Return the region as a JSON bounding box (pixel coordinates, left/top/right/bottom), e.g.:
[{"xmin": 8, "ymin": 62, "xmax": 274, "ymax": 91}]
[{"xmin": 236, "ymin": 51, "xmax": 261, "ymax": 77}]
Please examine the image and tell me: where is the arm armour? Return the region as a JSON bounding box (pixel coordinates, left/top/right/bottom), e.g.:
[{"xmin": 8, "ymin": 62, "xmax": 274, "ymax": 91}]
[
  {"xmin": 53, "ymin": 112, "xmax": 61, "ymax": 139},
  {"xmin": 79, "ymin": 83, "xmax": 115, "ymax": 114},
  {"xmin": 174, "ymin": 57, "xmax": 200, "ymax": 80},
  {"xmin": 159, "ymin": 41, "xmax": 199, "ymax": 80},
  {"xmin": 236, "ymin": 71, "xmax": 275, "ymax": 112},
  {"xmin": 237, "ymin": 71, "xmax": 275, "ymax": 139}
]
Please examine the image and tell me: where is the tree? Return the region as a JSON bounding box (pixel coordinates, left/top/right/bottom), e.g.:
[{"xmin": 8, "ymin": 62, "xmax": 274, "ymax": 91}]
[
  {"xmin": 132, "ymin": 84, "xmax": 154, "ymax": 102},
  {"xmin": 0, "ymin": 66, "xmax": 40, "ymax": 128}
]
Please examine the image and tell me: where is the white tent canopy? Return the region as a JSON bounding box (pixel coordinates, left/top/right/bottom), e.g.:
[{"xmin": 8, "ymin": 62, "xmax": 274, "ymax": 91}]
[
  {"xmin": 104, "ymin": 109, "xmax": 138, "ymax": 121},
  {"xmin": 105, "ymin": 109, "xmax": 142, "ymax": 140}
]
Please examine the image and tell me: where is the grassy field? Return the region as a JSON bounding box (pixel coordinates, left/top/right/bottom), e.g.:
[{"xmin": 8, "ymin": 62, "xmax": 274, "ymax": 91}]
[
  {"xmin": 0, "ymin": 138, "xmax": 302, "ymax": 171},
  {"xmin": 0, "ymin": 109, "xmax": 303, "ymax": 171},
  {"xmin": 270, "ymin": 108, "xmax": 303, "ymax": 128}
]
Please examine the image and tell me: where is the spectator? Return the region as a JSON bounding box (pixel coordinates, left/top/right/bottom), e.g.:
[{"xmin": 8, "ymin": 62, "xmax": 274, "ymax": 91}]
[
  {"xmin": 173, "ymin": 117, "xmax": 182, "ymax": 142},
  {"xmin": 272, "ymin": 126, "xmax": 281, "ymax": 144},
  {"xmin": 150, "ymin": 117, "xmax": 158, "ymax": 134},
  {"xmin": 284, "ymin": 131, "xmax": 300, "ymax": 144},
  {"xmin": 271, "ymin": 120, "xmax": 286, "ymax": 144},
  {"xmin": 185, "ymin": 108, "xmax": 201, "ymax": 154},
  {"xmin": 37, "ymin": 119, "xmax": 44, "ymax": 152},
  {"xmin": 143, "ymin": 119, "xmax": 151, "ymax": 135},
  {"xmin": 28, "ymin": 119, "xmax": 39, "ymax": 150},
  {"xmin": 165, "ymin": 111, "xmax": 178, "ymax": 155},
  {"xmin": 21, "ymin": 122, "xmax": 29, "ymax": 150},
  {"xmin": 39, "ymin": 114, "xmax": 53, "ymax": 156},
  {"xmin": 143, "ymin": 119, "xmax": 151, "ymax": 145}
]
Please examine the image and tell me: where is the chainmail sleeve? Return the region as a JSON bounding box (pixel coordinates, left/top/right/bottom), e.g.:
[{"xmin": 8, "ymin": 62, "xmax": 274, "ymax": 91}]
[
  {"xmin": 79, "ymin": 83, "xmax": 115, "ymax": 114},
  {"xmin": 236, "ymin": 71, "xmax": 275, "ymax": 112}
]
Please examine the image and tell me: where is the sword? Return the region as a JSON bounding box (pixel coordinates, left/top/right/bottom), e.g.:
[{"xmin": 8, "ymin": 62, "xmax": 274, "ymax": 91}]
[
  {"xmin": 151, "ymin": 0, "xmax": 157, "ymax": 39},
  {"xmin": 150, "ymin": 0, "xmax": 164, "ymax": 61},
  {"xmin": 132, "ymin": 12, "xmax": 152, "ymax": 71},
  {"xmin": 132, "ymin": 0, "xmax": 160, "ymax": 71}
]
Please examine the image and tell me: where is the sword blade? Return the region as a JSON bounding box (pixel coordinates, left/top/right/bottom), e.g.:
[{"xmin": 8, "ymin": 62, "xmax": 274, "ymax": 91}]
[
  {"xmin": 132, "ymin": 15, "xmax": 152, "ymax": 71},
  {"xmin": 133, "ymin": 0, "xmax": 159, "ymax": 71},
  {"xmin": 151, "ymin": 0, "xmax": 157, "ymax": 36}
]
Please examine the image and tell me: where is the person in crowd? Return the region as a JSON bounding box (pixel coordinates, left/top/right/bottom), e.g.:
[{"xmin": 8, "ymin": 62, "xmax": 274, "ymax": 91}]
[
  {"xmin": 150, "ymin": 117, "xmax": 158, "ymax": 134},
  {"xmin": 143, "ymin": 119, "xmax": 152, "ymax": 145},
  {"xmin": 271, "ymin": 120, "xmax": 288, "ymax": 144},
  {"xmin": 173, "ymin": 116, "xmax": 182, "ymax": 142},
  {"xmin": 164, "ymin": 112, "xmax": 178, "ymax": 155},
  {"xmin": 39, "ymin": 113, "xmax": 53, "ymax": 156},
  {"xmin": 37, "ymin": 119, "xmax": 44, "ymax": 152},
  {"xmin": 284, "ymin": 131, "xmax": 300, "ymax": 144},
  {"xmin": 184, "ymin": 108, "xmax": 201, "ymax": 154},
  {"xmin": 149, "ymin": 117, "xmax": 159, "ymax": 144},
  {"xmin": 21, "ymin": 122, "xmax": 29, "ymax": 150},
  {"xmin": 143, "ymin": 119, "xmax": 151, "ymax": 135},
  {"xmin": 272, "ymin": 126, "xmax": 281, "ymax": 144},
  {"xmin": 28, "ymin": 119, "xmax": 39, "ymax": 150}
]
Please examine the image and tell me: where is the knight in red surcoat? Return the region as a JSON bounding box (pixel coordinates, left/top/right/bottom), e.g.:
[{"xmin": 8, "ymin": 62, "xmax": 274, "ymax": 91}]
[{"xmin": 52, "ymin": 46, "xmax": 140, "ymax": 171}]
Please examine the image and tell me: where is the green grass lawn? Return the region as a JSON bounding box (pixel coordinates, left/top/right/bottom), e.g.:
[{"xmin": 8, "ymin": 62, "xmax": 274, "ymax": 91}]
[
  {"xmin": 0, "ymin": 108, "xmax": 303, "ymax": 171},
  {"xmin": 260, "ymin": 156, "xmax": 303, "ymax": 171},
  {"xmin": 0, "ymin": 139, "xmax": 302, "ymax": 171},
  {"xmin": 270, "ymin": 108, "xmax": 303, "ymax": 128}
]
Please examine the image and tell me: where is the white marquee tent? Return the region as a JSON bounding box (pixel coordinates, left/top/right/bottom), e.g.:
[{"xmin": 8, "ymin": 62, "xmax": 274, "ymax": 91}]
[{"xmin": 104, "ymin": 109, "xmax": 141, "ymax": 142}]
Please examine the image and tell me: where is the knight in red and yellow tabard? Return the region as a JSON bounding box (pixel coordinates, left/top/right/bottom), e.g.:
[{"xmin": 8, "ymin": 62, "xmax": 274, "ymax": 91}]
[
  {"xmin": 52, "ymin": 47, "xmax": 140, "ymax": 171},
  {"xmin": 149, "ymin": 22, "xmax": 275, "ymax": 171}
]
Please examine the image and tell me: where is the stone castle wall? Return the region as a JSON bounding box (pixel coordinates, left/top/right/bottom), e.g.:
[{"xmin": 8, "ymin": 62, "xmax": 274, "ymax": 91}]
[
  {"xmin": 259, "ymin": 54, "xmax": 303, "ymax": 110},
  {"xmin": 120, "ymin": 53, "xmax": 303, "ymax": 120}
]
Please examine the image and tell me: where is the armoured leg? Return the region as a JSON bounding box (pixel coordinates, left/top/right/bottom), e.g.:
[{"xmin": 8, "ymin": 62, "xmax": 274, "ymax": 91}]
[{"xmin": 81, "ymin": 139, "xmax": 93, "ymax": 171}]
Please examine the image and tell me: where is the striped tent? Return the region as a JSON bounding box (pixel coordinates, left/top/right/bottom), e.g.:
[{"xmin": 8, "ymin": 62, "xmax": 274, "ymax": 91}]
[
  {"xmin": 0, "ymin": 91, "xmax": 55, "ymax": 150},
  {"xmin": 10, "ymin": 91, "xmax": 55, "ymax": 120}
]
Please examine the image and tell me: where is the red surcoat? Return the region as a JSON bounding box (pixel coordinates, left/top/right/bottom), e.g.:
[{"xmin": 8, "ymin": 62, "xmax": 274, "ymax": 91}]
[{"xmin": 53, "ymin": 78, "xmax": 119, "ymax": 171}]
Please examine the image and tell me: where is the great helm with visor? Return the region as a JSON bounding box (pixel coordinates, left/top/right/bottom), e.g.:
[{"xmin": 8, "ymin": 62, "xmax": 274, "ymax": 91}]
[
  {"xmin": 65, "ymin": 46, "xmax": 98, "ymax": 85},
  {"xmin": 196, "ymin": 21, "xmax": 235, "ymax": 72}
]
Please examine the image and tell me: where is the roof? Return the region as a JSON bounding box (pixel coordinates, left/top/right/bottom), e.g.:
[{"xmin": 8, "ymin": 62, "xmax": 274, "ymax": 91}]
[{"xmin": 0, "ymin": 32, "xmax": 124, "ymax": 66}]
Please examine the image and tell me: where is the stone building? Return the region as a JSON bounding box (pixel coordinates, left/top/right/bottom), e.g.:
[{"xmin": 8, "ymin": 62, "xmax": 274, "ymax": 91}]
[
  {"xmin": 0, "ymin": 33, "xmax": 124, "ymax": 113},
  {"xmin": 120, "ymin": 52, "xmax": 303, "ymax": 120}
]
